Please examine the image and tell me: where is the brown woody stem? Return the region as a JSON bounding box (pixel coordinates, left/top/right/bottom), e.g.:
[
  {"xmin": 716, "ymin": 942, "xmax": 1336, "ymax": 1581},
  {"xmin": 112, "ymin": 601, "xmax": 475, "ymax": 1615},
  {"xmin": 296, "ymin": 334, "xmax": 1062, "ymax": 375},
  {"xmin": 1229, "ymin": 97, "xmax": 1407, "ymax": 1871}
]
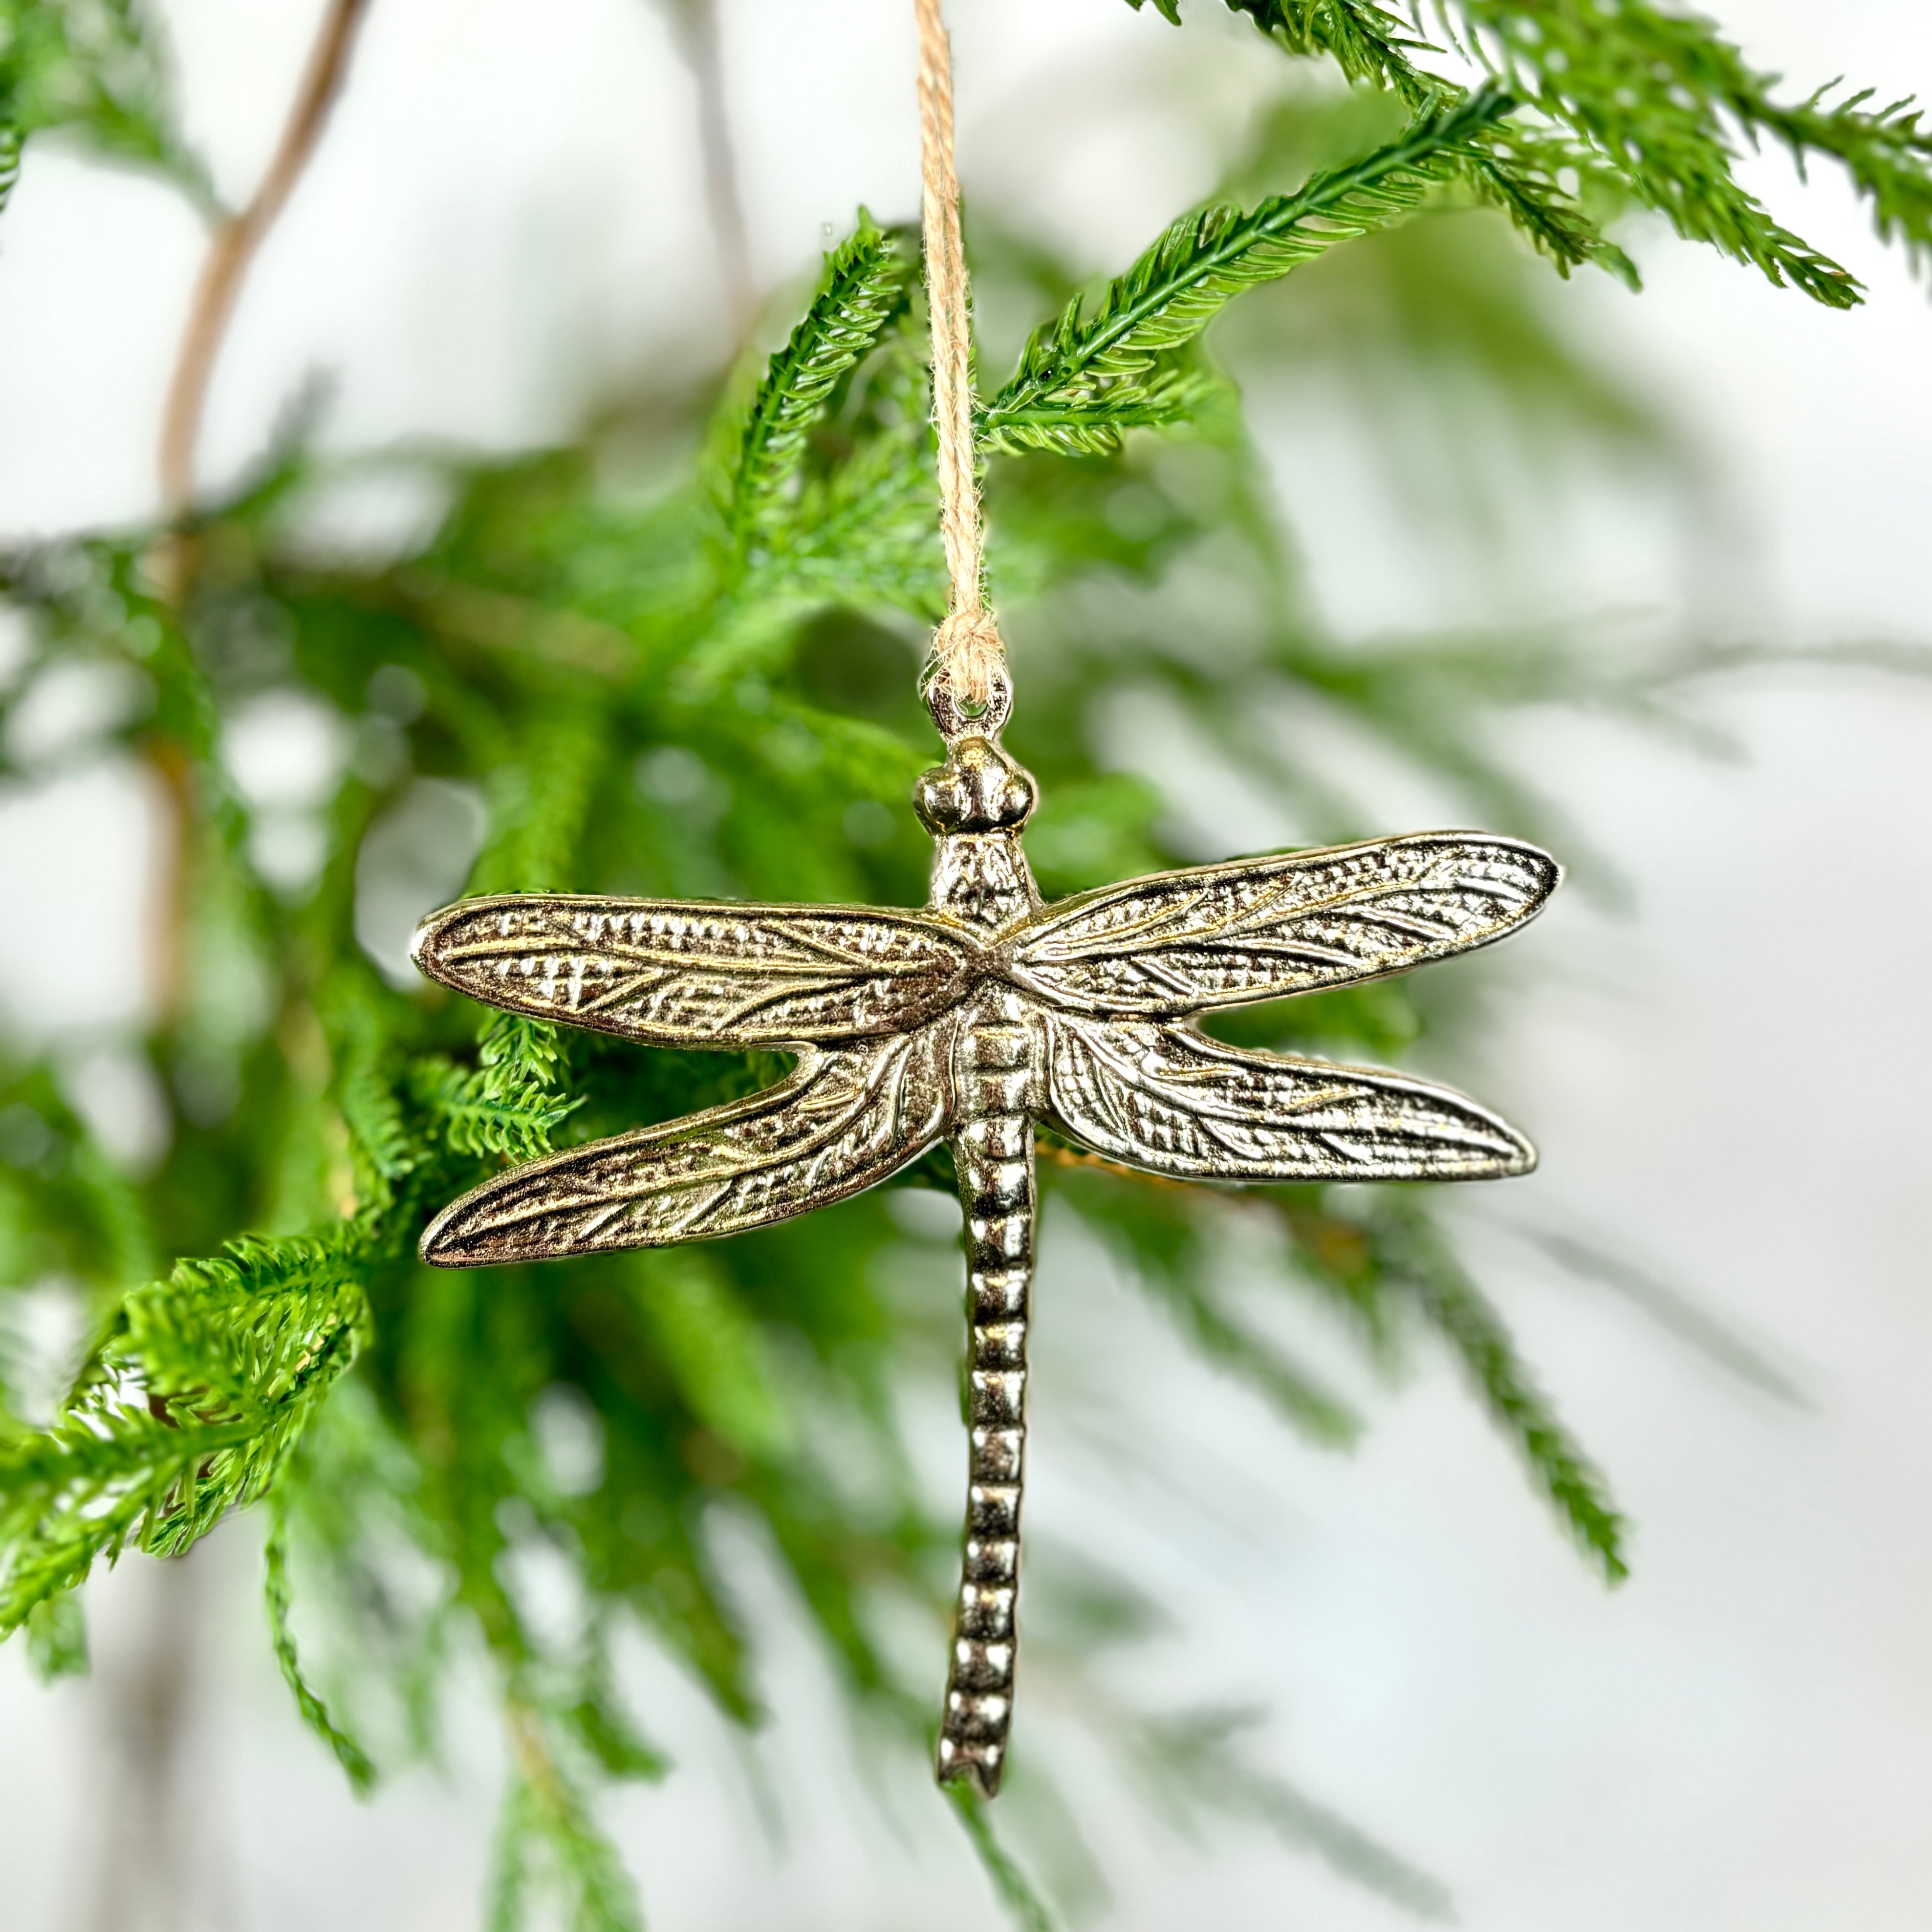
[{"xmin": 157, "ymin": 0, "xmax": 375, "ymax": 530}]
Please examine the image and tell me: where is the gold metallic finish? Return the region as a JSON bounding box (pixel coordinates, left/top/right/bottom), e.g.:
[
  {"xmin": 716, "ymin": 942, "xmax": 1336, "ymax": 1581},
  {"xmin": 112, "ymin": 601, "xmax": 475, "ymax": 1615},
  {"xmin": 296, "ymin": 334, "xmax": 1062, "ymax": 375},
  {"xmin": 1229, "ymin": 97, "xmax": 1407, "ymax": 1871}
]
[{"xmin": 413, "ymin": 664, "xmax": 1559, "ymax": 1796}]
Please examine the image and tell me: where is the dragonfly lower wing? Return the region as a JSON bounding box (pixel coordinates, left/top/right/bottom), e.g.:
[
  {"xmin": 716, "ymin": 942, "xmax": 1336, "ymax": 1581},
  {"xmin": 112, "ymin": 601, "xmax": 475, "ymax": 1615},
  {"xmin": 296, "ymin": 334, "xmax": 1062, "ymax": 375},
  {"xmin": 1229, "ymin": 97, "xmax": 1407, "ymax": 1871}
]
[
  {"xmin": 1041, "ymin": 1014, "xmax": 1534, "ymax": 1182},
  {"xmin": 421, "ymin": 1020, "xmax": 955, "ymax": 1265}
]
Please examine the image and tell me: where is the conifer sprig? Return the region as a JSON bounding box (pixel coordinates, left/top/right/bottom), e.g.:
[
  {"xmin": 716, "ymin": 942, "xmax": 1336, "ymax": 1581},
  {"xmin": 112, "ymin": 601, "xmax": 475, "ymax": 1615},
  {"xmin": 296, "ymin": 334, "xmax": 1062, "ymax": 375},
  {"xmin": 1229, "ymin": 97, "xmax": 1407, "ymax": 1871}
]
[
  {"xmin": 1759, "ymin": 86, "xmax": 1932, "ymax": 273},
  {"xmin": 0, "ymin": 1232, "xmax": 372, "ymax": 1628},
  {"xmin": 980, "ymin": 89, "xmax": 1516, "ymax": 456},
  {"xmin": 1372, "ymin": 1204, "xmax": 1628, "ymax": 1581},
  {"xmin": 1134, "ymin": 0, "xmax": 1932, "ymax": 304},
  {"xmin": 264, "ymin": 1501, "xmax": 377, "ymax": 1793},
  {"xmin": 2, "ymin": 5, "xmax": 1923, "ymax": 1921},
  {"xmin": 414, "ymin": 1054, "xmax": 583, "ymax": 1165},
  {"xmin": 411, "ymin": 1008, "xmax": 581, "ymax": 1167},
  {"xmin": 721, "ymin": 214, "xmax": 913, "ymax": 561},
  {"xmin": 1128, "ymin": 1707, "xmax": 1455, "ymax": 1917},
  {"xmin": 1145, "ymin": 0, "xmax": 1438, "ymax": 107},
  {"xmin": 0, "ymin": 0, "xmax": 210, "ymax": 209},
  {"xmin": 490, "ymin": 1735, "xmax": 647, "ymax": 1932}
]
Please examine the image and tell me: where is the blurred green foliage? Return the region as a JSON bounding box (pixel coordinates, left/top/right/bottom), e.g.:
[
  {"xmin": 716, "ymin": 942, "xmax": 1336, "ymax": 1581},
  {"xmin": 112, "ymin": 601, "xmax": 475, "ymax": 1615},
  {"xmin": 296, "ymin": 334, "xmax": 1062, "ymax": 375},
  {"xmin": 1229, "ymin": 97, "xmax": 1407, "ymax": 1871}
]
[
  {"xmin": 1, "ymin": 3, "xmax": 1928, "ymax": 1926},
  {"xmin": 0, "ymin": 0, "xmax": 211, "ymax": 212}
]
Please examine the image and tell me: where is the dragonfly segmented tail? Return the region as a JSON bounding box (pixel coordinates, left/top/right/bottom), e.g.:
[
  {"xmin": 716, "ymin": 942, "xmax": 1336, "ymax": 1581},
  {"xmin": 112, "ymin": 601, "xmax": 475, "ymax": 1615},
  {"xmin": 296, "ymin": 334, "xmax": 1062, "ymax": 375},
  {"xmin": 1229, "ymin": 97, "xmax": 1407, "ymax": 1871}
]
[{"xmin": 936, "ymin": 993, "xmax": 1038, "ymax": 1797}]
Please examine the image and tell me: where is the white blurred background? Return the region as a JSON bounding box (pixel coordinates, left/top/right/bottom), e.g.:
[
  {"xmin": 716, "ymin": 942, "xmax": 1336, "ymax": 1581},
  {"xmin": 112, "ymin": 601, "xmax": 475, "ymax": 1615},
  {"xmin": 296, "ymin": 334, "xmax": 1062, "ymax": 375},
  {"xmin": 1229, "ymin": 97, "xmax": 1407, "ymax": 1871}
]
[{"xmin": 1, "ymin": 0, "xmax": 1929, "ymax": 1926}]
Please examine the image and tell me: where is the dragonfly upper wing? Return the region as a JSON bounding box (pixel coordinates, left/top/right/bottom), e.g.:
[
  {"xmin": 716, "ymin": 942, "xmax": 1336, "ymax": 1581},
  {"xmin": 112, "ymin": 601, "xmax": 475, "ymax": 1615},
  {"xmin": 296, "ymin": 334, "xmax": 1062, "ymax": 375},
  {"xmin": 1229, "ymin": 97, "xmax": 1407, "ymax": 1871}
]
[
  {"xmin": 412, "ymin": 894, "xmax": 975, "ymax": 1048},
  {"xmin": 1042, "ymin": 1014, "xmax": 1534, "ymax": 1182},
  {"xmin": 1006, "ymin": 834, "xmax": 1557, "ymax": 1016},
  {"xmin": 421, "ymin": 1018, "xmax": 955, "ymax": 1265}
]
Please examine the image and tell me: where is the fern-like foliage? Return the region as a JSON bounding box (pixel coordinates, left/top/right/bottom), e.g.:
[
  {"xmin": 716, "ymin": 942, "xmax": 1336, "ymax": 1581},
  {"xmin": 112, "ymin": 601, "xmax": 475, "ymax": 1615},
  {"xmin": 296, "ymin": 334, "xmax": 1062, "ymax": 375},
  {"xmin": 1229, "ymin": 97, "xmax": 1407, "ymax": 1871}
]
[
  {"xmin": 0, "ymin": 0, "xmax": 209, "ymax": 207},
  {"xmin": 1141, "ymin": 0, "xmax": 1436, "ymax": 105},
  {"xmin": 1366, "ymin": 1201, "xmax": 1627, "ymax": 1579},
  {"xmin": 1462, "ymin": 2, "xmax": 1932, "ymax": 301},
  {"xmin": 980, "ymin": 89, "xmax": 1516, "ymax": 456},
  {"xmin": 490, "ymin": 1735, "xmax": 647, "ymax": 1932},
  {"xmin": 2, "ymin": 9, "xmax": 1923, "ymax": 1924},
  {"xmin": 413, "ymin": 1057, "xmax": 582, "ymax": 1166},
  {"xmin": 264, "ymin": 1498, "xmax": 376, "ymax": 1793},
  {"xmin": 414, "ymin": 1012, "xmax": 581, "ymax": 1166},
  {"xmin": 1133, "ymin": 0, "xmax": 1932, "ymax": 304},
  {"xmin": 1125, "ymin": 1706, "xmax": 1455, "ymax": 1917},
  {"xmin": 0, "ymin": 1231, "xmax": 371, "ymax": 1629},
  {"xmin": 719, "ymin": 212, "xmax": 914, "ymax": 565}
]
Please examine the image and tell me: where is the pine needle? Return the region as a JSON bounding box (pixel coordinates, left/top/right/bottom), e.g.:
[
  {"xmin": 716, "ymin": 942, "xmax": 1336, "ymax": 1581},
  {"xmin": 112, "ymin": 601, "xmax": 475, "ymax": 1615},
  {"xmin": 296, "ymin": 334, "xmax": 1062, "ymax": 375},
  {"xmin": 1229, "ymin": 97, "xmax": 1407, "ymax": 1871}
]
[
  {"xmin": 981, "ymin": 89, "xmax": 1517, "ymax": 456},
  {"xmin": 0, "ymin": 1231, "xmax": 372, "ymax": 1628},
  {"xmin": 1376, "ymin": 1205, "xmax": 1628, "ymax": 1582},
  {"xmin": 264, "ymin": 1496, "xmax": 377, "ymax": 1793},
  {"xmin": 1134, "ymin": 0, "xmax": 1932, "ymax": 304},
  {"xmin": 946, "ymin": 1784, "xmax": 1059, "ymax": 1932},
  {"xmin": 1129, "ymin": 1705, "xmax": 1454, "ymax": 1919},
  {"xmin": 492, "ymin": 1707, "xmax": 646, "ymax": 1932},
  {"xmin": 722, "ymin": 212, "xmax": 913, "ymax": 560}
]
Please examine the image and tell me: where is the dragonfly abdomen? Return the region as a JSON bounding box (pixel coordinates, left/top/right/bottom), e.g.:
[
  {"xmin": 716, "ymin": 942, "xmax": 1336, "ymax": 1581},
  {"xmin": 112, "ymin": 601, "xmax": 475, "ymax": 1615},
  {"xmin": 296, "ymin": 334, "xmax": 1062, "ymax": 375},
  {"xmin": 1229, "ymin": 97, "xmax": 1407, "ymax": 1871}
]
[{"xmin": 937, "ymin": 1002, "xmax": 1039, "ymax": 1797}]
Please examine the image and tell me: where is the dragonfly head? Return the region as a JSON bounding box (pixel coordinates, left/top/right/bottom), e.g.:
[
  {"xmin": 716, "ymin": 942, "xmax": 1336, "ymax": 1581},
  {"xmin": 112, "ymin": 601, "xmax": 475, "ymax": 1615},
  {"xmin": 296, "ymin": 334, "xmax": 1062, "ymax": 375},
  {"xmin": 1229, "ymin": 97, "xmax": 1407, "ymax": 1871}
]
[{"xmin": 913, "ymin": 736, "xmax": 1037, "ymax": 835}]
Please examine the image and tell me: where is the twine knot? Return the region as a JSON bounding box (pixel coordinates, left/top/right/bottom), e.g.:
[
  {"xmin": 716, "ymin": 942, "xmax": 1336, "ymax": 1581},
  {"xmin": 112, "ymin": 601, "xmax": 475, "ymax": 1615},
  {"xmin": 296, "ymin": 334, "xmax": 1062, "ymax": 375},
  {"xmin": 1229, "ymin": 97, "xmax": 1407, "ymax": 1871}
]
[{"xmin": 931, "ymin": 608, "xmax": 1004, "ymax": 712}]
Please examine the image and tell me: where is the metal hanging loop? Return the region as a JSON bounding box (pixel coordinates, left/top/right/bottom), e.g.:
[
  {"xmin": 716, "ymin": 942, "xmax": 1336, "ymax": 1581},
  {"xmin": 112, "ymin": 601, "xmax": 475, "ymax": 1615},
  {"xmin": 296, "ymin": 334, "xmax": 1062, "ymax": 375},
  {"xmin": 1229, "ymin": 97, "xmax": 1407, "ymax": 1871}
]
[{"xmin": 922, "ymin": 657, "xmax": 1014, "ymax": 742}]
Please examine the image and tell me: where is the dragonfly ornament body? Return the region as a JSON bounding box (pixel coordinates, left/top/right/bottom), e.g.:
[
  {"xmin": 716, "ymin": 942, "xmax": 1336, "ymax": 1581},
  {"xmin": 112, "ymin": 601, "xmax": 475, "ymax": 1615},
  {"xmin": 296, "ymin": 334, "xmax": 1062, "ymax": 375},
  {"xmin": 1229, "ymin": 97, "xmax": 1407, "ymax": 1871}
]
[{"xmin": 412, "ymin": 669, "xmax": 1558, "ymax": 1798}]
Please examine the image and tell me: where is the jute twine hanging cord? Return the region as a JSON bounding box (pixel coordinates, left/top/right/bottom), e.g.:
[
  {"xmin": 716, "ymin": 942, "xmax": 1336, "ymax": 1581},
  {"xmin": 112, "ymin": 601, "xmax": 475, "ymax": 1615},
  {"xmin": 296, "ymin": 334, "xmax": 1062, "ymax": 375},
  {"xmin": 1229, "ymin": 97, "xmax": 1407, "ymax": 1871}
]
[{"xmin": 915, "ymin": 0, "xmax": 1003, "ymax": 710}]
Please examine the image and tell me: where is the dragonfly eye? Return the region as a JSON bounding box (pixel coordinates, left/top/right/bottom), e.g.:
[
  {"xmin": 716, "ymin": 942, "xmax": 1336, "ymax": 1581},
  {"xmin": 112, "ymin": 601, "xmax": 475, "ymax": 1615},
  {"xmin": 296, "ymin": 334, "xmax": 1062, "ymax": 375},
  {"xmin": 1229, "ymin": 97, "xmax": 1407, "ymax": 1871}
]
[
  {"xmin": 915, "ymin": 740, "xmax": 1038, "ymax": 833},
  {"xmin": 914, "ymin": 767, "xmax": 970, "ymax": 831},
  {"xmin": 996, "ymin": 771, "xmax": 1036, "ymax": 825}
]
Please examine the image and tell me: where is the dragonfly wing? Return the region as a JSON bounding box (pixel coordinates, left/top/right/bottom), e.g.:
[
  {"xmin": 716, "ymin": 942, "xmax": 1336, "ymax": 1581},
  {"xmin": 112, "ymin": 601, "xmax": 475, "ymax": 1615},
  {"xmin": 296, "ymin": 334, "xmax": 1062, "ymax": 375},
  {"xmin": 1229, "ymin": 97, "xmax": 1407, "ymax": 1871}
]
[
  {"xmin": 1041, "ymin": 1014, "xmax": 1534, "ymax": 1182},
  {"xmin": 412, "ymin": 894, "xmax": 975, "ymax": 1048},
  {"xmin": 1006, "ymin": 834, "xmax": 1557, "ymax": 1016},
  {"xmin": 421, "ymin": 1018, "xmax": 955, "ymax": 1265}
]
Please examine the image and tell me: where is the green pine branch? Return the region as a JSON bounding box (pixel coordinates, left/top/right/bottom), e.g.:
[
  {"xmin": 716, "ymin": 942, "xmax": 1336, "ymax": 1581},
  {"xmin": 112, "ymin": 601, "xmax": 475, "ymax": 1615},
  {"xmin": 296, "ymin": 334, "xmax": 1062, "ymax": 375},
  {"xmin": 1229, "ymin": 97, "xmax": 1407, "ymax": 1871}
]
[
  {"xmin": 412, "ymin": 1054, "xmax": 582, "ymax": 1167},
  {"xmin": 980, "ymin": 89, "xmax": 1518, "ymax": 456},
  {"xmin": 490, "ymin": 1717, "xmax": 646, "ymax": 1932},
  {"xmin": 1456, "ymin": 0, "xmax": 1865, "ymax": 304},
  {"xmin": 330, "ymin": 988, "xmax": 418, "ymax": 1202},
  {"xmin": 1127, "ymin": 1706, "xmax": 1454, "ymax": 1918},
  {"xmin": 1463, "ymin": 120, "xmax": 1640, "ymax": 285},
  {"xmin": 720, "ymin": 212, "xmax": 914, "ymax": 564},
  {"xmin": 625, "ymin": 1251, "xmax": 790, "ymax": 1459},
  {"xmin": 0, "ymin": 1231, "xmax": 372, "ymax": 1628},
  {"xmin": 1758, "ymin": 85, "xmax": 1932, "ymax": 272},
  {"xmin": 462, "ymin": 1010, "xmax": 577, "ymax": 1154},
  {"xmin": 558, "ymin": 1641, "xmax": 671, "ymax": 1783},
  {"xmin": 470, "ymin": 701, "xmax": 608, "ymax": 896},
  {"xmin": 1132, "ymin": 0, "xmax": 1442, "ymax": 108},
  {"xmin": 1134, "ymin": 0, "xmax": 1932, "ymax": 304},
  {"xmin": 265, "ymin": 1498, "xmax": 377, "ymax": 1793},
  {"xmin": 0, "ymin": 0, "xmax": 212, "ymax": 210},
  {"xmin": 1374, "ymin": 1205, "xmax": 1627, "ymax": 1582},
  {"xmin": 0, "ymin": 1409, "xmax": 252, "ymax": 1628},
  {"xmin": 767, "ymin": 346, "xmax": 947, "ymax": 615},
  {"xmin": 23, "ymin": 1590, "xmax": 87, "ymax": 1680},
  {"xmin": 945, "ymin": 1786, "xmax": 1059, "ymax": 1932}
]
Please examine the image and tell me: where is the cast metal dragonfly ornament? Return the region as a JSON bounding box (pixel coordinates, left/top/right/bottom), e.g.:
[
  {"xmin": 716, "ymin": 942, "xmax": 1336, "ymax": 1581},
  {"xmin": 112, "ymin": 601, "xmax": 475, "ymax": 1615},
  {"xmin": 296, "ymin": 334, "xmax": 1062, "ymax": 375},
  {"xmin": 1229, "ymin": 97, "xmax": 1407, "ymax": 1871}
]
[{"xmin": 412, "ymin": 667, "xmax": 1559, "ymax": 1798}]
